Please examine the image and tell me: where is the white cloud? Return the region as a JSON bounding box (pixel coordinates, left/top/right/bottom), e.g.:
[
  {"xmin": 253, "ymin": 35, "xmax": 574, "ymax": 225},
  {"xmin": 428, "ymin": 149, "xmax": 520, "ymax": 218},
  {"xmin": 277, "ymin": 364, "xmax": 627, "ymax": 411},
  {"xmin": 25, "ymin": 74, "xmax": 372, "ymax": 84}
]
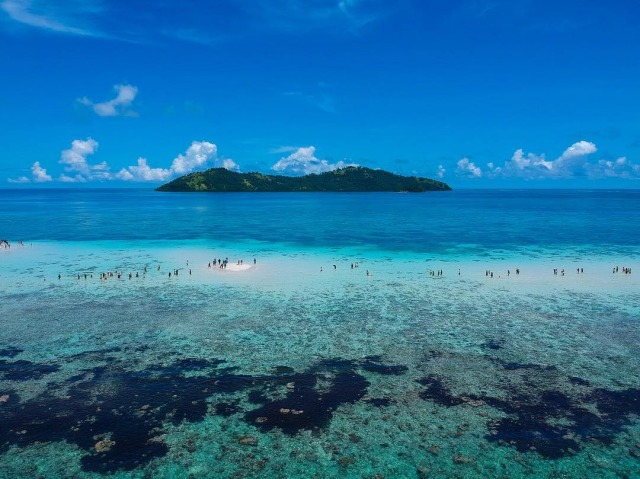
[
  {"xmin": 31, "ymin": 161, "xmax": 52, "ymax": 182},
  {"xmin": 59, "ymin": 138, "xmax": 103, "ymax": 180},
  {"xmin": 497, "ymin": 148, "xmax": 553, "ymax": 178},
  {"xmin": 2, "ymin": 0, "xmax": 387, "ymax": 44},
  {"xmin": 436, "ymin": 164, "xmax": 446, "ymax": 178},
  {"xmin": 221, "ymin": 158, "xmax": 240, "ymax": 171},
  {"xmin": 78, "ymin": 84, "xmax": 138, "ymax": 117},
  {"xmin": 170, "ymin": 141, "xmax": 217, "ymax": 174},
  {"xmin": 7, "ymin": 161, "xmax": 51, "ymax": 183},
  {"xmin": 457, "ymin": 140, "xmax": 640, "ymax": 181},
  {"xmin": 0, "ymin": 0, "xmax": 96, "ymax": 36},
  {"xmin": 558, "ymin": 140, "xmax": 597, "ymax": 162},
  {"xmin": 116, "ymin": 158, "xmax": 172, "ymax": 182},
  {"xmin": 271, "ymin": 146, "xmax": 356, "ymax": 175},
  {"xmin": 59, "ymin": 173, "xmax": 87, "ymax": 183},
  {"xmin": 590, "ymin": 157, "xmax": 640, "ymax": 179},
  {"xmin": 7, "ymin": 139, "xmax": 232, "ymax": 184},
  {"xmin": 456, "ymin": 157, "xmax": 482, "ymax": 178},
  {"xmin": 7, "ymin": 176, "xmax": 29, "ymax": 184},
  {"xmin": 117, "ymin": 140, "xmax": 233, "ymax": 181},
  {"xmin": 495, "ymin": 141, "xmax": 598, "ymax": 179}
]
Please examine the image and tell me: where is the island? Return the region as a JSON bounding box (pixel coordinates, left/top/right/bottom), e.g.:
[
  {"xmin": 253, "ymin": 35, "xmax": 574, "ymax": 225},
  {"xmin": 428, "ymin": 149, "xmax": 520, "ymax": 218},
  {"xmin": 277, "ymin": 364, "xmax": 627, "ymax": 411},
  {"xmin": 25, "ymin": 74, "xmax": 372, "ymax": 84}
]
[{"xmin": 156, "ymin": 166, "xmax": 451, "ymax": 192}]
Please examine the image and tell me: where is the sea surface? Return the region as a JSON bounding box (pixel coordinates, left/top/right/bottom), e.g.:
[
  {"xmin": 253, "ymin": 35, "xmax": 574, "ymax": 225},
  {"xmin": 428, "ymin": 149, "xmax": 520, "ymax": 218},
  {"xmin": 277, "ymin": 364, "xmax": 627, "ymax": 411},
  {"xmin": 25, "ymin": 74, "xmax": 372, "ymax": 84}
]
[{"xmin": 0, "ymin": 188, "xmax": 639, "ymax": 478}]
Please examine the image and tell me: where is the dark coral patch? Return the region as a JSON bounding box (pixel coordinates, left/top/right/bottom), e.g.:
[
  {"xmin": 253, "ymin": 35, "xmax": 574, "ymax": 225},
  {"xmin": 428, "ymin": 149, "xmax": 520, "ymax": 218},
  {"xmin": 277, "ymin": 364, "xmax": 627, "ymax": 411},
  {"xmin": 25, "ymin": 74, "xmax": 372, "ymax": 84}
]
[
  {"xmin": 417, "ymin": 376, "xmax": 464, "ymax": 406},
  {"xmin": 569, "ymin": 376, "xmax": 590, "ymax": 386},
  {"xmin": 0, "ymin": 347, "xmax": 23, "ymax": 358},
  {"xmin": 176, "ymin": 358, "xmax": 226, "ymax": 370},
  {"xmin": 0, "ymin": 359, "xmax": 60, "ymax": 380},
  {"xmin": 271, "ymin": 365, "xmax": 295, "ymax": 374},
  {"xmin": 248, "ymin": 390, "xmax": 269, "ymax": 404},
  {"xmin": 368, "ymin": 398, "xmax": 392, "ymax": 407},
  {"xmin": 488, "ymin": 417, "xmax": 580, "ymax": 459},
  {"xmin": 243, "ymin": 357, "xmax": 406, "ymax": 434},
  {"xmin": 361, "ymin": 356, "xmax": 408, "ymax": 375},
  {"xmin": 245, "ymin": 370, "xmax": 369, "ymax": 435},
  {"xmin": 213, "ymin": 401, "xmax": 242, "ymax": 417},
  {"xmin": 416, "ymin": 369, "xmax": 640, "ymax": 459},
  {"xmin": 593, "ymin": 387, "xmax": 640, "ymax": 417},
  {"xmin": 481, "ymin": 340, "xmax": 504, "ymax": 351},
  {"xmin": 0, "ymin": 355, "xmax": 236, "ymax": 473},
  {"xmin": 0, "ymin": 353, "xmax": 407, "ymax": 472}
]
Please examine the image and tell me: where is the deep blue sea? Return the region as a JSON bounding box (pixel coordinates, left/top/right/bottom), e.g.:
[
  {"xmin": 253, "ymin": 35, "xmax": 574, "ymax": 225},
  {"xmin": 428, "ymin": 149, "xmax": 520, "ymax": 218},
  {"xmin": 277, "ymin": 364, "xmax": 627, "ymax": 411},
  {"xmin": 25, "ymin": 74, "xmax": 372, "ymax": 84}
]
[
  {"xmin": 2, "ymin": 188, "xmax": 640, "ymax": 253},
  {"xmin": 1, "ymin": 189, "xmax": 639, "ymax": 478}
]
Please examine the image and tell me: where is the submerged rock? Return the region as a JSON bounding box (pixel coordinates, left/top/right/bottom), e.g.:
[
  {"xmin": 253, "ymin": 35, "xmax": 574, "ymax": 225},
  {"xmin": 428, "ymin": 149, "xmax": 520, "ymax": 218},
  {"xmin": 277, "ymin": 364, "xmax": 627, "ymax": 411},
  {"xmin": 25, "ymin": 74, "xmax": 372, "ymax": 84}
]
[
  {"xmin": 238, "ymin": 435, "xmax": 258, "ymax": 446},
  {"xmin": 95, "ymin": 439, "xmax": 116, "ymax": 453}
]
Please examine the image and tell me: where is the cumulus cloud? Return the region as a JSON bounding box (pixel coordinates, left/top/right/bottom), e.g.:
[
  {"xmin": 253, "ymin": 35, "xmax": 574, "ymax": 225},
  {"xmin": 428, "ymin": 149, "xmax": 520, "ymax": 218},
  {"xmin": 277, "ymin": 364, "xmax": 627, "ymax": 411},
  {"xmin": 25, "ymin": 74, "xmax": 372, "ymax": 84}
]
[
  {"xmin": 78, "ymin": 84, "xmax": 138, "ymax": 117},
  {"xmin": 7, "ymin": 139, "xmax": 232, "ymax": 184},
  {"xmin": 494, "ymin": 141, "xmax": 598, "ymax": 179},
  {"xmin": 56, "ymin": 136, "xmax": 205, "ymax": 183},
  {"xmin": 31, "ymin": 161, "xmax": 52, "ymax": 182},
  {"xmin": 591, "ymin": 157, "xmax": 640, "ymax": 179},
  {"xmin": 496, "ymin": 148, "xmax": 553, "ymax": 178},
  {"xmin": 455, "ymin": 140, "xmax": 640, "ymax": 181},
  {"xmin": 558, "ymin": 140, "xmax": 597, "ymax": 162},
  {"xmin": 170, "ymin": 141, "xmax": 217, "ymax": 174},
  {"xmin": 221, "ymin": 158, "xmax": 240, "ymax": 171},
  {"xmin": 115, "ymin": 158, "xmax": 172, "ymax": 182},
  {"xmin": 7, "ymin": 161, "xmax": 52, "ymax": 183},
  {"xmin": 58, "ymin": 138, "xmax": 108, "ymax": 181},
  {"xmin": 59, "ymin": 138, "xmax": 98, "ymax": 175},
  {"xmin": 436, "ymin": 164, "xmax": 446, "ymax": 178},
  {"xmin": 116, "ymin": 140, "xmax": 232, "ymax": 181},
  {"xmin": 271, "ymin": 146, "xmax": 356, "ymax": 175},
  {"xmin": 456, "ymin": 158, "xmax": 482, "ymax": 178}
]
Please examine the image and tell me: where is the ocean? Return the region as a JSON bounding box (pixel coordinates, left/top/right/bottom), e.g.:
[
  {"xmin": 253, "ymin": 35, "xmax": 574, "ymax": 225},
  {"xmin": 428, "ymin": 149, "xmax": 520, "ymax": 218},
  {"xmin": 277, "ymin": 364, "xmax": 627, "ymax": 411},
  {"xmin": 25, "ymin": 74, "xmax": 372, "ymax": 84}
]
[{"xmin": 1, "ymin": 189, "xmax": 639, "ymax": 478}]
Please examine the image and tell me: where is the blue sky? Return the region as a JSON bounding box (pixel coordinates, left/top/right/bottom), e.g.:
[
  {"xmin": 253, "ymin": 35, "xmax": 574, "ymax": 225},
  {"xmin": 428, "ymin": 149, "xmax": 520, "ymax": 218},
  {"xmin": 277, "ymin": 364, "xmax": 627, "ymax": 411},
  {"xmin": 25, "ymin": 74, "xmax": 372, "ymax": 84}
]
[{"xmin": 1, "ymin": 0, "xmax": 639, "ymax": 187}]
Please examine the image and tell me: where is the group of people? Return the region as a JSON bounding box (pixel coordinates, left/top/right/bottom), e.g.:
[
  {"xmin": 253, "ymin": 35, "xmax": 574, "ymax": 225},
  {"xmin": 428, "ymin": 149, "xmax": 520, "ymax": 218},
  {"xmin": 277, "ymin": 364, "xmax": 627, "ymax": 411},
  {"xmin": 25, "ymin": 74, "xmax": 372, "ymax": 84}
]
[
  {"xmin": 483, "ymin": 268, "xmax": 520, "ymax": 279},
  {"xmin": 3, "ymin": 239, "xmax": 635, "ymax": 282},
  {"xmin": 209, "ymin": 258, "xmax": 230, "ymax": 269},
  {"xmin": 0, "ymin": 239, "xmax": 23, "ymax": 249},
  {"xmin": 613, "ymin": 266, "xmax": 632, "ymax": 275},
  {"xmin": 53, "ymin": 264, "xmax": 192, "ymax": 281},
  {"xmin": 50, "ymin": 254, "xmax": 261, "ymax": 282},
  {"xmin": 207, "ymin": 257, "xmax": 257, "ymax": 269},
  {"xmin": 553, "ymin": 267, "xmax": 585, "ymax": 275}
]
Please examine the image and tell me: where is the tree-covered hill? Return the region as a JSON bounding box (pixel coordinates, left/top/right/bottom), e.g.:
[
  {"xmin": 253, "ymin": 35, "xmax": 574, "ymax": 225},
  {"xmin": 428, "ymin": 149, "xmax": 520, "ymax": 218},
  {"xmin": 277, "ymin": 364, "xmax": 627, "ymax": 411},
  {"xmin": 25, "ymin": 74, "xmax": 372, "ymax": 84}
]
[{"xmin": 156, "ymin": 166, "xmax": 451, "ymax": 192}]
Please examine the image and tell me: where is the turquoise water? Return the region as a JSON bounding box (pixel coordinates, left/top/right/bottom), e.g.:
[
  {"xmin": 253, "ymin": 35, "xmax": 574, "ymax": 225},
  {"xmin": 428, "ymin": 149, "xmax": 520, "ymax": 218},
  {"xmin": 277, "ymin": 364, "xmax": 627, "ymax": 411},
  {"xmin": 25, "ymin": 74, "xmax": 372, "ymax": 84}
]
[{"xmin": 1, "ymin": 189, "xmax": 639, "ymax": 478}]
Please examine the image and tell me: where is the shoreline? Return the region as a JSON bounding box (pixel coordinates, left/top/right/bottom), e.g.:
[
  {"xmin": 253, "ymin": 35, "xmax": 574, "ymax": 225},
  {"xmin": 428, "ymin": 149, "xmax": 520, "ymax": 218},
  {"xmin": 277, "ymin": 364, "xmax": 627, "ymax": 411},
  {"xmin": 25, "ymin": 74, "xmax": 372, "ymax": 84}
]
[{"xmin": 0, "ymin": 239, "xmax": 636, "ymax": 296}]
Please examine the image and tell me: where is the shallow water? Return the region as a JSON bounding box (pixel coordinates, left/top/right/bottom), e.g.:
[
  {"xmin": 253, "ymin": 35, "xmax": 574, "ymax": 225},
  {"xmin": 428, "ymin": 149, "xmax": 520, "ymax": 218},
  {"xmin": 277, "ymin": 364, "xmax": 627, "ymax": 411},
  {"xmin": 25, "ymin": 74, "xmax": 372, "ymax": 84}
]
[{"xmin": 1, "ymin": 189, "xmax": 639, "ymax": 478}]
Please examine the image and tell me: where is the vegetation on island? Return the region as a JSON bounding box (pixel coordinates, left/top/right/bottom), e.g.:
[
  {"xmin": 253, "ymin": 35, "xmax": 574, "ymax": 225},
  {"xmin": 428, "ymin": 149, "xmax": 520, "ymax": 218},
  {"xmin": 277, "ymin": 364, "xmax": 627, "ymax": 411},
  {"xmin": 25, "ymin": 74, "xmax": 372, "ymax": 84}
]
[{"xmin": 156, "ymin": 166, "xmax": 451, "ymax": 193}]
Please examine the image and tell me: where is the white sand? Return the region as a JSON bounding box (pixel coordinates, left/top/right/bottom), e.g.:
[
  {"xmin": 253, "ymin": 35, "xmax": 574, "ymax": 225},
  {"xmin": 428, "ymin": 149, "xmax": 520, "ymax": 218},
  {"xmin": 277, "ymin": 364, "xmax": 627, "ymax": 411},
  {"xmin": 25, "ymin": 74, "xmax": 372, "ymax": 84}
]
[
  {"xmin": 219, "ymin": 262, "xmax": 254, "ymax": 272},
  {"xmin": 0, "ymin": 240, "xmax": 637, "ymax": 299}
]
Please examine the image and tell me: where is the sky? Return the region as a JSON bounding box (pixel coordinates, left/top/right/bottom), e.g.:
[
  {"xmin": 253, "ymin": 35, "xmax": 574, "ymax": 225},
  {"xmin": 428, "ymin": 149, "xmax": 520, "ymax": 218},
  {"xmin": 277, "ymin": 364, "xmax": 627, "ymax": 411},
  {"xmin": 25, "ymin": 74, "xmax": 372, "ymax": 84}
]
[{"xmin": 1, "ymin": 0, "xmax": 639, "ymax": 188}]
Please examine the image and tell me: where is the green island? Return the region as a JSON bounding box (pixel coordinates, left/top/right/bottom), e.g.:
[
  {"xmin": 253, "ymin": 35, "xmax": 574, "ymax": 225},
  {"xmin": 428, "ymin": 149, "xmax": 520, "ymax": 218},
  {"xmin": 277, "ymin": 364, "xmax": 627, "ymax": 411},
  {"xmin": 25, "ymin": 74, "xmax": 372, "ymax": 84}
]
[{"xmin": 156, "ymin": 166, "xmax": 451, "ymax": 192}]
